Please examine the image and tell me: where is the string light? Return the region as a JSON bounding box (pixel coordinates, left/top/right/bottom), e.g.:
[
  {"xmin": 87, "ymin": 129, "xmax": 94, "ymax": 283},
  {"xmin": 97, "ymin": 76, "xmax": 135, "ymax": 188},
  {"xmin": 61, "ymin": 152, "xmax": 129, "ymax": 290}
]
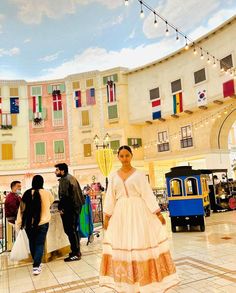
[{"xmin": 125, "ymin": 0, "xmax": 235, "ymax": 76}]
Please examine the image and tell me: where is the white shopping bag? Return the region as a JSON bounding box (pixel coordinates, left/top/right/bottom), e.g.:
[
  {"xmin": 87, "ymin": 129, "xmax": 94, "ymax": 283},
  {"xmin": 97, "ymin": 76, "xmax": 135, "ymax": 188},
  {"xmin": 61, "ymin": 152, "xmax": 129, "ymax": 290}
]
[{"xmin": 10, "ymin": 229, "xmax": 30, "ymax": 261}]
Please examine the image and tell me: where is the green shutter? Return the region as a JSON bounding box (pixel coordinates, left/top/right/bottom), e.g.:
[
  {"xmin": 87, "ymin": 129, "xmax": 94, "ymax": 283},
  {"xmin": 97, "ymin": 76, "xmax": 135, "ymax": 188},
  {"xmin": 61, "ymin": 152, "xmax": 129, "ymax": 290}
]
[
  {"xmin": 54, "ymin": 140, "xmax": 64, "ymax": 153},
  {"xmin": 127, "ymin": 138, "xmax": 132, "ymax": 146},
  {"xmin": 110, "ymin": 140, "xmax": 120, "ymax": 154},
  {"xmin": 103, "ymin": 73, "xmax": 118, "ymax": 85},
  {"xmin": 32, "ymin": 86, "xmax": 41, "ymax": 95},
  {"xmin": 42, "ymin": 108, "xmax": 47, "ymax": 119},
  {"xmin": 29, "ymin": 109, "xmax": 33, "ymax": 121},
  {"xmin": 53, "ymin": 110, "xmax": 63, "ymax": 119},
  {"xmin": 108, "ymin": 105, "xmax": 118, "ymax": 120},
  {"xmin": 137, "ymin": 138, "xmax": 142, "ymax": 147},
  {"xmin": 36, "ymin": 142, "xmax": 45, "ymax": 155},
  {"xmin": 47, "ymin": 85, "xmax": 53, "ymax": 94},
  {"xmin": 59, "ymin": 84, "xmax": 66, "ymax": 93}
]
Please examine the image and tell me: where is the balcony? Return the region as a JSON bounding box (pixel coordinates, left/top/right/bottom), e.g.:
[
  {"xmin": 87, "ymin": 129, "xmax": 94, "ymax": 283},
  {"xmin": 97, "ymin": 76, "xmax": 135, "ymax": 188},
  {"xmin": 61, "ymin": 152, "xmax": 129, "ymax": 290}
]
[
  {"xmin": 180, "ymin": 137, "xmax": 193, "ymax": 148},
  {"xmin": 157, "ymin": 142, "xmax": 170, "ymax": 152}
]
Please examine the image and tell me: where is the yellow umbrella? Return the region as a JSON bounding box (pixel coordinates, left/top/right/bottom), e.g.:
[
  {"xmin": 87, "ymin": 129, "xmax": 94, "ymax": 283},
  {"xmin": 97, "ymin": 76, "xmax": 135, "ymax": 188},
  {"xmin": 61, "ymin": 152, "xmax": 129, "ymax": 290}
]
[{"xmin": 95, "ymin": 148, "xmax": 114, "ymax": 190}]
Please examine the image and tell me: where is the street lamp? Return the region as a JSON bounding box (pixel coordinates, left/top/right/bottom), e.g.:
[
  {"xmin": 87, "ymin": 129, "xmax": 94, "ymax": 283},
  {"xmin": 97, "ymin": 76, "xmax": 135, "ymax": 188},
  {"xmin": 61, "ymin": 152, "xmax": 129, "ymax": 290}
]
[{"xmin": 93, "ymin": 133, "xmax": 110, "ymax": 149}]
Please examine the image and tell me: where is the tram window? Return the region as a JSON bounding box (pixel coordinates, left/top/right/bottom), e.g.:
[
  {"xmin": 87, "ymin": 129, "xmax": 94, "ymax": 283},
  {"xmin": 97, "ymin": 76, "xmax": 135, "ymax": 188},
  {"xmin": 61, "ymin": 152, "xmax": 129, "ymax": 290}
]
[
  {"xmin": 170, "ymin": 179, "xmax": 182, "ymax": 196},
  {"xmin": 185, "ymin": 178, "xmax": 198, "ymax": 195},
  {"xmin": 201, "ymin": 178, "xmax": 208, "ymax": 192}
]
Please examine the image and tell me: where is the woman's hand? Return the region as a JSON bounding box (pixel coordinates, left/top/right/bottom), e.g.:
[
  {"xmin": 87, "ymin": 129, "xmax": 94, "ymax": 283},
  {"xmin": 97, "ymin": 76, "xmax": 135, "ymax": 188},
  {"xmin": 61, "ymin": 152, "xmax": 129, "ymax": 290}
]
[{"xmin": 157, "ymin": 213, "xmax": 166, "ymax": 225}]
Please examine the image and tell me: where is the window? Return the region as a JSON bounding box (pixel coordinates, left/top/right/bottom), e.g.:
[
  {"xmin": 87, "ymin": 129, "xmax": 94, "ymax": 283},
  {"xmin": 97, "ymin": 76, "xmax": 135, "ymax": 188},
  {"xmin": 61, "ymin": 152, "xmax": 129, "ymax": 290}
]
[
  {"xmin": 185, "ymin": 178, "xmax": 198, "ymax": 195},
  {"xmin": 81, "ymin": 110, "xmax": 90, "ymax": 126},
  {"xmin": 84, "ymin": 144, "xmax": 92, "ymax": 157},
  {"xmin": 10, "ymin": 88, "xmax": 18, "ymax": 96},
  {"xmin": 72, "ymin": 81, "xmax": 80, "ymax": 89},
  {"xmin": 31, "ymin": 86, "xmax": 42, "ymax": 96},
  {"xmin": 52, "ymin": 110, "xmax": 64, "ymax": 127},
  {"xmin": 171, "ymin": 79, "xmax": 182, "ymax": 93},
  {"xmin": 2, "ymin": 144, "xmax": 13, "ymax": 160},
  {"xmin": 220, "ymin": 54, "xmax": 233, "ymax": 71},
  {"xmin": 149, "ymin": 87, "xmax": 160, "ymax": 100},
  {"xmin": 170, "ymin": 179, "xmax": 183, "ymax": 196},
  {"xmin": 157, "ymin": 131, "xmax": 169, "ymax": 152},
  {"xmin": 103, "ymin": 74, "xmax": 118, "ymax": 85},
  {"xmin": 86, "ymin": 79, "xmax": 93, "ymax": 87},
  {"xmin": 194, "ymin": 68, "xmax": 206, "ymax": 84},
  {"xmin": 180, "ymin": 125, "xmax": 193, "ymax": 148},
  {"xmin": 54, "ymin": 140, "xmax": 65, "ymax": 160},
  {"xmin": 108, "ymin": 104, "xmax": 118, "ymax": 120},
  {"xmin": 0, "ymin": 114, "xmax": 17, "ymax": 128},
  {"xmin": 35, "ymin": 142, "xmax": 46, "ymax": 162},
  {"xmin": 127, "ymin": 138, "xmax": 142, "ymax": 148},
  {"xmin": 47, "ymin": 84, "xmax": 65, "ymax": 94},
  {"xmin": 110, "ymin": 140, "xmax": 120, "ymax": 154}
]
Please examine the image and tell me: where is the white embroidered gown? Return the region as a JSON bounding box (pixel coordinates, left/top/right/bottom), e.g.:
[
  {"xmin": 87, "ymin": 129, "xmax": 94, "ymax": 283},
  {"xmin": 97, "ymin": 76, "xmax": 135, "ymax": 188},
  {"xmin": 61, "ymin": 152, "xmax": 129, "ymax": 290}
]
[{"xmin": 99, "ymin": 170, "xmax": 179, "ymax": 293}]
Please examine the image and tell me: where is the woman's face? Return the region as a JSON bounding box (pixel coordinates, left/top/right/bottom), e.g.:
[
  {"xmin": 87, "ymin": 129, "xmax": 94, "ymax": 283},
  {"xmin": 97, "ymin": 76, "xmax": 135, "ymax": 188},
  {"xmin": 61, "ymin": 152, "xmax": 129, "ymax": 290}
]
[{"xmin": 118, "ymin": 149, "xmax": 132, "ymax": 166}]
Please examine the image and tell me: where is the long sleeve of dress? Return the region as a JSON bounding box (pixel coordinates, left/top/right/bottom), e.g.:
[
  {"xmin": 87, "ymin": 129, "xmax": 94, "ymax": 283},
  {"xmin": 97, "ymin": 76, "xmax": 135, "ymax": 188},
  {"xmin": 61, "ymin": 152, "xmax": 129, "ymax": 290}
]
[
  {"xmin": 103, "ymin": 175, "xmax": 116, "ymax": 216},
  {"xmin": 140, "ymin": 173, "xmax": 160, "ymax": 214}
]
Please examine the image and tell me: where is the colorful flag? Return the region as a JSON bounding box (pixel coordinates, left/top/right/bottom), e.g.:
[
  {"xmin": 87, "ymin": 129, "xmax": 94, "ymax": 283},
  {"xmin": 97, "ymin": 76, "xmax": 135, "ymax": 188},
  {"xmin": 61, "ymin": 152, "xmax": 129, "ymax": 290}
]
[
  {"xmin": 75, "ymin": 90, "xmax": 82, "ymax": 108},
  {"xmin": 196, "ymin": 88, "xmax": 207, "ymax": 106},
  {"xmin": 0, "ymin": 97, "xmax": 2, "ymax": 114},
  {"xmin": 152, "ymin": 99, "xmax": 161, "ymax": 120},
  {"xmin": 173, "ymin": 92, "xmax": 183, "ymax": 114},
  {"xmin": 223, "ymin": 79, "xmax": 235, "ymax": 98},
  {"xmin": 10, "ymin": 97, "xmax": 19, "ymax": 114},
  {"xmin": 32, "ymin": 96, "xmax": 42, "ymax": 118},
  {"xmin": 86, "ymin": 88, "xmax": 96, "ymax": 105},
  {"xmin": 107, "ymin": 81, "xmax": 116, "ymax": 103},
  {"xmin": 53, "ymin": 93, "xmax": 62, "ymax": 111}
]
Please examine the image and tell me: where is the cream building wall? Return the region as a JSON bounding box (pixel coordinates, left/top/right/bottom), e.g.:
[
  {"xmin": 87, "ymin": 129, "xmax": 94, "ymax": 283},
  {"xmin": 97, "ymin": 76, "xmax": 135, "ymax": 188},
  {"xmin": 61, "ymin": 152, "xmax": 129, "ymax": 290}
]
[{"xmin": 127, "ymin": 16, "xmax": 236, "ymax": 187}]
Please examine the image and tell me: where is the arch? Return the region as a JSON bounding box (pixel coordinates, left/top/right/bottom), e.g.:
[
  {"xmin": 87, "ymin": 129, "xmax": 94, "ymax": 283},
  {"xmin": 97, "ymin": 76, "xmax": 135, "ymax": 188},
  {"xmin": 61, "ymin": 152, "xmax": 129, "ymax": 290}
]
[
  {"xmin": 210, "ymin": 105, "xmax": 236, "ymax": 150},
  {"xmin": 184, "ymin": 177, "xmax": 199, "ymax": 195},
  {"xmin": 170, "ymin": 178, "xmax": 184, "ymax": 196}
]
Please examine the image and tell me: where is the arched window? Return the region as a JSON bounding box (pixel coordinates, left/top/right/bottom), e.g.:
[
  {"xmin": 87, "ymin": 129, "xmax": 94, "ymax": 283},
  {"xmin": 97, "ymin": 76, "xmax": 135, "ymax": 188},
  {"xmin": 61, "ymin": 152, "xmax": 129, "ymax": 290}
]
[
  {"xmin": 185, "ymin": 177, "xmax": 198, "ymax": 195},
  {"xmin": 170, "ymin": 179, "xmax": 183, "ymax": 196}
]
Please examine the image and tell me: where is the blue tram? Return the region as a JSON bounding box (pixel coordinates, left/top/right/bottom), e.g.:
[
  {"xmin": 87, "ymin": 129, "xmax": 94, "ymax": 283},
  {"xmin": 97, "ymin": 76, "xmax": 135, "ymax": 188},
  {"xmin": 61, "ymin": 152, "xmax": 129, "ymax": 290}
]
[{"xmin": 165, "ymin": 166, "xmax": 210, "ymax": 232}]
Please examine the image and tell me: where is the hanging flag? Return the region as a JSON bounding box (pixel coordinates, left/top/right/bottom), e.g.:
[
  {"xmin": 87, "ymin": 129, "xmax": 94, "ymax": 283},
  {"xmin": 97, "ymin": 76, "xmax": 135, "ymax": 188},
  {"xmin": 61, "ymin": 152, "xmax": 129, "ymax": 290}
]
[
  {"xmin": 75, "ymin": 90, "xmax": 82, "ymax": 108},
  {"xmin": 0, "ymin": 97, "xmax": 2, "ymax": 114},
  {"xmin": 107, "ymin": 81, "xmax": 116, "ymax": 103},
  {"xmin": 10, "ymin": 97, "xmax": 19, "ymax": 114},
  {"xmin": 53, "ymin": 93, "xmax": 62, "ymax": 111},
  {"xmin": 173, "ymin": 92, "xmax": 183, "ymax": 114},
  {"xmin": 32, "ymin": 96, "xmax": 42, "ymax": 118},
  {"xmin": 86, "ymin": 88, "xmax": 96, "ymax": 105},
  {"xmin": 196, "ymin": 88, "xmax": 207, "ymax": 106},
  {"xmin": 223, "ymin": 79, "xmax": 235, "ymax": 98},
  {"xmin": 152, "ymin": 99, "xmax": 161, "ymax": 120}
]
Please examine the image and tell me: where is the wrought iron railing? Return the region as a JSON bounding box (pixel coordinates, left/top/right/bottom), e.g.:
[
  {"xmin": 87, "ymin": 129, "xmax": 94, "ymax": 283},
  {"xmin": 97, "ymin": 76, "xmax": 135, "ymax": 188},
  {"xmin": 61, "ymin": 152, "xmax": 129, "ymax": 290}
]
[{"xmin": 0, "ymin": 203, "xmax": 7, "ymax": 254}]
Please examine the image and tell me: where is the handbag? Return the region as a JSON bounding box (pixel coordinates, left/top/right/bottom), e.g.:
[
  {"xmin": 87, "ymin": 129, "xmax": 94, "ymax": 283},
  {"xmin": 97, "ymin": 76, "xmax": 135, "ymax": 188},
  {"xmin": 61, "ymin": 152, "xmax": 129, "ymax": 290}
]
[{"xmin": 10, "ymin": 229, "xmax": 30, "ymax": 261}]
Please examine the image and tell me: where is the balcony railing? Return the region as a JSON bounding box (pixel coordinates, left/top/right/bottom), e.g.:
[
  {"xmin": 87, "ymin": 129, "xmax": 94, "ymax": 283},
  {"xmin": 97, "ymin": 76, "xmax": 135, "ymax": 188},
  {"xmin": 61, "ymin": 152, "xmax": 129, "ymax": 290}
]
[
  {"xmin": 35, "ymin": 154, "xmax": 46, "ymax": 162},
  {"xmin": 180, "ymin": 137, "xmax": 193, "ymax": 148},
  {"xmin": 157, "ymin": 142, "xmax": 170, "ymax": 152},
  {"xmin": 54, "ymin": 153, "xmax": 65, "ymax": 160}
]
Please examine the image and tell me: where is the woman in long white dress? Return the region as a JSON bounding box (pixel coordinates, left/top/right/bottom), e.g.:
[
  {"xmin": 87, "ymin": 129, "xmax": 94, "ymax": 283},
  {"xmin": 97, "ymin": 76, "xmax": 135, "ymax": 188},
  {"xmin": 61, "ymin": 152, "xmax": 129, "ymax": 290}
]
[{"xmin": 100, "ymin": 145, "xmax": 179, "ymax": 293}]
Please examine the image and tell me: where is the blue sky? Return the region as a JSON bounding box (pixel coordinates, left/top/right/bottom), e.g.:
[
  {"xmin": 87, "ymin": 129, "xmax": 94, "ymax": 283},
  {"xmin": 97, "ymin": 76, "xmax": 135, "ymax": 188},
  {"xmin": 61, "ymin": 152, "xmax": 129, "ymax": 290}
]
[{"xmin": 0, "ymin": 0, "xmax": 235, "ymax": 81}]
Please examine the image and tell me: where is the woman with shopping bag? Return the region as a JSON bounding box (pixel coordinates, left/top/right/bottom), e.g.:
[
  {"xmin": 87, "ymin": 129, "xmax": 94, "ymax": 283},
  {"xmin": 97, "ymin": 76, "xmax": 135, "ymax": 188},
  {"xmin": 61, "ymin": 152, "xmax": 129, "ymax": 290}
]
[{"xmin": 16, "ymin": 175, "xmax": 54, "ymax": 275}]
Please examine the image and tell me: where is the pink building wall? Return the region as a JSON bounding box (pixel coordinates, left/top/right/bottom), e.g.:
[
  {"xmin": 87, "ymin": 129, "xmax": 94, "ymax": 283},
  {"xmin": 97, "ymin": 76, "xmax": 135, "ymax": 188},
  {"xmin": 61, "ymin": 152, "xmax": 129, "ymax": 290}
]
[{"xmin": 28, "ymin": 83, "xmax": 70, "ymax": 170}]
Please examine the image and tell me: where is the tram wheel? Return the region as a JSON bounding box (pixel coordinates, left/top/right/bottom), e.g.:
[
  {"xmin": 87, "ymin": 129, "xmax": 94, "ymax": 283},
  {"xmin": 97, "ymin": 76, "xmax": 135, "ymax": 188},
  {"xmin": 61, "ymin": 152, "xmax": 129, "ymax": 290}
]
[{"xmin": 200, "ymin": 225, "xmax": 205, "ymax": 232}]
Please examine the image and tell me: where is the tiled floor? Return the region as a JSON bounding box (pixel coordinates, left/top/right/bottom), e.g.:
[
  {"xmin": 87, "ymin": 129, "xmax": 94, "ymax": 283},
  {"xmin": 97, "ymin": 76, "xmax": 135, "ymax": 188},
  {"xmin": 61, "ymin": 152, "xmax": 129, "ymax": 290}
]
[{"xmin": 1, "ymin": 211, "xmax": 236, "ymax": 293}]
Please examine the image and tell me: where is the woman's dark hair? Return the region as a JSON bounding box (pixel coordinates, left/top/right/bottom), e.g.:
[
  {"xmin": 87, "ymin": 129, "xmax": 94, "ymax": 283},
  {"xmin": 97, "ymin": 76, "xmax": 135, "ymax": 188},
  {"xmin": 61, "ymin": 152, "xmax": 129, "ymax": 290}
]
[
  {"xmin": 118, "ymin": 145, "xmax": 133, "ymax": 155},
  {"xmin": 21, "ymin": 175, "xmax": 44, "ymax": 229}
]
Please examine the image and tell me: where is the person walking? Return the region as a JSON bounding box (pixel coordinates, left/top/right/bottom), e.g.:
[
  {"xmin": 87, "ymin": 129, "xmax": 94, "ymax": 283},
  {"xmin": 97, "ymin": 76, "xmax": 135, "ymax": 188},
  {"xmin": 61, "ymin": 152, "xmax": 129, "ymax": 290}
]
[
  {"xmin": 16, "ymin": 175, "xmax": 54, "ymax": 275},
  {"xmin": 5, "ymin": 181, "xmax": 22, "ymax": 224},
  {"xmin": 100, "ymin": 145, "xmax": 179, "ymax": 292},
  {"xmin": 55, "ymin": 163, "xmax": 85, "ymax": 262}
]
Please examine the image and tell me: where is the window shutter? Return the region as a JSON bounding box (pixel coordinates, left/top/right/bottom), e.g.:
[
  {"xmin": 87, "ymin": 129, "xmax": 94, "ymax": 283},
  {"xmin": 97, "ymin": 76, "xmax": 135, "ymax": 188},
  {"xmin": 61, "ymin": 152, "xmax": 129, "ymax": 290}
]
[
  {"xmin": 171, "ymin": 79, "xmax": 182, "ymax": 93},
  {"xmin": 220, "ymin": 54, "xmax": 233, "ymax": 71},
  {"xmin": 110, "ymin": 140, "xmax": 120, "ymax": 154},
  {"xmin": 137, "ymin": 138, "xmax": 142, "ymax": 147},
  {"xmin": 10, "ymin": 88, "xmax": 18, "ymax": 96},
  {"xmin": 82, "ymin": 110, "xmax": 90, "ymax": 126},
  {"xmin": 53, "ymin": 110, "xmax": 63, "ymax": 119},
  {"xmin": 194, "ymin": 68, "xmax": 206, "ymax": 84},
  {"xmin": 54, "ymin": 141, "xmax": 64, "ymax": 153},
  {"xmin": 108, "ymin": 105, "xmax": 118, "ymax": 120},
  {"xmin": 149, "ymin": 87, "xmax": 160, "ymax": 100},
  {"xmin": 47, "ymin": 85, "xmax": 53, "ymax": 94},
  {"xmin": 72, "ymin": 81, "xmax": 80, "ymax": 89},
  {"xmin": 86, "ymin": 79, "xmax": 93, "ymax": 87},
  {"xmin": 59, "ymin": 84, "xmax": 66, "ymax": 93},
  {"xmin": 36, "ymin": 142, "xmax": 45, "ymax": 155},
  {"xmin": 2, "ymin": 144, "xmax": 13, "ymax": 160},
  {"xmin": 127, "ymin": 138, "xmax": 132, "ymax": 146},
  {"xmin": 84, "ymin": 144, "xmax": 92, "ymax": 157},
  {"xmin": 11, "ymin": 114, "xmax": 17, "ymax": 126},
  {"xmin": 32, "ymin": 86, "xmax": 42, "ymax": 95}
]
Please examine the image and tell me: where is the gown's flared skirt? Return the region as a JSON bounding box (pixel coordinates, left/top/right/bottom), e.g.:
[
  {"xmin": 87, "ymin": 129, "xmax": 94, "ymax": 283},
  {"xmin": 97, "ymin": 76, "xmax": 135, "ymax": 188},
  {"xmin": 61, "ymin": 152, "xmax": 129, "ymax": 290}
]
[{"xmin": 99, "ymin": 197, "xmax": 179, "ymax": 293}]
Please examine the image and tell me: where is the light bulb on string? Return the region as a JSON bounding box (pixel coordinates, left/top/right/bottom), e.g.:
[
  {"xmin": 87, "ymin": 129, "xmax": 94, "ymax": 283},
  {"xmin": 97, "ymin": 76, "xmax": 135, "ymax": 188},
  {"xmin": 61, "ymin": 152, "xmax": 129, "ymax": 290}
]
[
  {"xmin": 153, "ymin": 13, "xmax": 158, "ymax": 27},
  {"xmin": 165, "ymin": 21, "xmax": 169, "ymax": 36},
  {"xmin": 207, "ymin": 53, "xmax": 211, "ymax": 64},
  {"xmin": 124, "ymin": 0, "xmax": 129, "ymax": 6},
  {"xmin": 140, "ymin": 2, "xmax": 144, "ymax": 19},
  {"xmin": 184, "ymin": 36, "xmax": 189, "ymax": 50},
  {"xmin": 176, "ymin": 29, "xmax": 179, "ymax": 41},
  {"xmin": 193, "ymin": 47, "xmax": 197, "ymax": 55},
  {"xmin": 200, "ymin": 48, "xmax": 204, "ymax": 60},
  {"xmin": 213, "ymin": 58, "xmax": 217, "ymax": 68}
]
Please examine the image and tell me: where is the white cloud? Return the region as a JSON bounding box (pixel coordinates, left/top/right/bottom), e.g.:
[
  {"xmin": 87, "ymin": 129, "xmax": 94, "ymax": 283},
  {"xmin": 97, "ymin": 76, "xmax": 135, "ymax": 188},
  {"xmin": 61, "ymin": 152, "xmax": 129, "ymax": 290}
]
[
  {"xmin": 0, "ymin": 47, "xmax": 20, "ymax": 57},
  {"xmin": 39, "ymin": 51, "xmax": 63, "ymax": 62},
  {"xmin": 36, "ymin": 38, "xmax": 182, "ymax": 80},
  {"xmin": 11, "ymin": 0, "xmax": 121, "ymax": 24},
  {"xmin": 128, "ymin": 28, "xmax": 136, "ymax": 39},
  {"xmin": 142, "ymin": 0, "xmax": 222, "ymax": 39}
]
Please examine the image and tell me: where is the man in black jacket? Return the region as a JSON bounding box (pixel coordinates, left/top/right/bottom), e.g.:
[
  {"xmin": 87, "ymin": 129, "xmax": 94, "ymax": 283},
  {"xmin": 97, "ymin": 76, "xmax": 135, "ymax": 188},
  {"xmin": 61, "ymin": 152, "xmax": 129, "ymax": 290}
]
[{"xmin": 55, "ymin": 163, "xmax": 85, "ymax": 262}]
